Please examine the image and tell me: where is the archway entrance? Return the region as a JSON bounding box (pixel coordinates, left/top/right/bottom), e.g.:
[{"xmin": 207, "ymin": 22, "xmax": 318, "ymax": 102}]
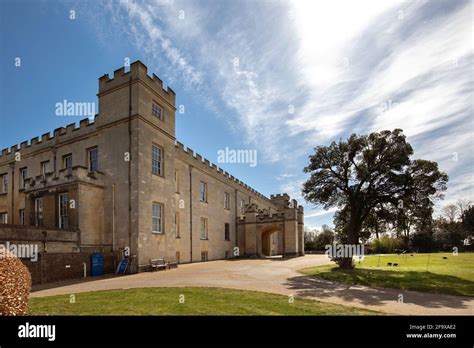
[{"xmin": 260, "ymin": 227, "xmax": 280, "ymax": 257}]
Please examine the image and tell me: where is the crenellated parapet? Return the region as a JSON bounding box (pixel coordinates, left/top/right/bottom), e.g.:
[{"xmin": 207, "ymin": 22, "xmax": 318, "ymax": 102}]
[
  {"xmin": 0, "ymin": 118, "xmax": 97, "ymax": 163},
  {"xmin": 98, "ymin": 60, "xmax": 175, "ymax": 106},
  {"xmin": 175, "ymin": 141, "xmax": 272, "ymax": 204}
]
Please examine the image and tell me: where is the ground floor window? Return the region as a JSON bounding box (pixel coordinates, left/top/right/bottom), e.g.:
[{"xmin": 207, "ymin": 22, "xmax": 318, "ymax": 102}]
[
  {"xmin": 152, "ymin": 202, "xmax": 163, "ymax": 233},
  {"xmin": 225, "ymin": 251, "xmax": 231, "ymax": 259},
  {"xmin": 201, "ymin": 251, "xmax": 208, "ymax": 262},
  {"xmin": 200, "ymin": 218, "xmax": 208, "ymax": 239},
  {"xmin": 224, "ymin": 223, "xmax": 230, "ymax": 241},
  {"xmin": 35, "ymin": 197, "xmax": 43, "ymax": 226},
  {"xmin": 59, "ymin": 193, "xmax": 69, "ymax": 229},
  {"xmin": 19, "ymin": 209, "xmax": 25, "ymax": 225},
  {"xmin": 176, "ymin": 251, "xmax": 180, "ymax": 264},
  {"xmin": 0, "ymin": 212, "xmax": 7, "ymax": 224}
]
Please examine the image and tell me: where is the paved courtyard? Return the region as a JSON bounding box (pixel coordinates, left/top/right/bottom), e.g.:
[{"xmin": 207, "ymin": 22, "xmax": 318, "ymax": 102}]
[{"xmin": 30, "ymin": 255, "xmax": 474, "ymax": 315}]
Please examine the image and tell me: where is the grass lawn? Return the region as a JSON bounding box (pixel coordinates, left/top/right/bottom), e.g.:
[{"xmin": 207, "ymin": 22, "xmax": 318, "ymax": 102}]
[
  {"xmin": 28, "ymin": 287, "xmax": 379, "ymax": 315},
  {"xmin": 300, "ymin": 253, "xmax": 474, "ymax": 297}
]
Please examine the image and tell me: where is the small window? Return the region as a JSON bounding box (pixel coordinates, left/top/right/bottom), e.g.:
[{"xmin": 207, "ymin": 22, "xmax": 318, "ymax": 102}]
[
  {"xmin": 152, "ymin": 102, "xmax": 163, "ymax": 120},
  {"xmin": 35, "ymin": 197, "xmax": 44, "ymax": 226},
  {"xmin": 19, "ymin": 209, "xmax": 25, "ymax": 225},
  {"xmin": 240, "ymin": 199, "xmax": 245, "ymax": 214},
  {"xmin": 19, "ymin": 168, "xmax": 27, "ymax": 189},
  {"xmin": 152, "ymin": 202, "xmax": 163, "ymax": 233},
  {"xmin": 63, "ymin": 154, "xmax": 73, "ymax": 174},
  {"xmin": 88, "ymin": 147, "xmax": 98, "ymax": 172},
  {"xmin": 200, "ymin": 218, "xmax": 208, "ymax": 240},
  {"xmin": 225, "ymin": 251, "xmax": 231, "ymax": 259},
  {"xmin": 0, "ymin": 212, "xmax": 8, "ymax": 224},
  {"xmin": 1, "ymin": 174, "xmax": 7, "ymax": 194},
  {"xmin": 224, "ymin": 192, "xmax": 230, "ymax": 209},
  {"xmin": 224, "ymin": 223, "xmax": 230, "ymax": 241},
  {"xmin": 175, "ymin": 212, "xmax": 180, "ymax": 238},
  {"xmin": 201, "ymin": 251, "xmax": 208, "ymax": 262},
  {"xmin": 152, "ymin": 144, "xmax": 163, "ymax": 176},
  {"xmin": 59, "ymin": 193, "xmax": 69, "ymax": 229},
  {"xmin": 41, "ymin": 161, "xmax": 50, "ymax": 176},
  {"xmin": 175, "ymin": 170, "xmax": 179, "ymax": 193},
  {"xmin": 200, "ymin": 182, "xmax": 207, "ymax": 202}
]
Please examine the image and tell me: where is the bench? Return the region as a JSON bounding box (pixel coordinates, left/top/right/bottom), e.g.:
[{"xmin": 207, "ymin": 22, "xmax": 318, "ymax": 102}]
[
  {"xmin": 150, "ymin": 258, "xmax": 168, "ymax": 271},
  {"xmin": 168, "ymin": 261, "xmax": 178, "ymax": 269}
]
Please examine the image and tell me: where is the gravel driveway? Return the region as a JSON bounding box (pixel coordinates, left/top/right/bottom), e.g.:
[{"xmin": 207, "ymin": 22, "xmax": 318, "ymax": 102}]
[{"xmin": 30, "ymin": 255, "xmax": 474, "ymax": 315}]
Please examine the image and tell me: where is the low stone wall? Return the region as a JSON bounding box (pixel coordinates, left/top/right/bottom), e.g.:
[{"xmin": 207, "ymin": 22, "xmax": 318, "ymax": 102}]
[{"xmin": 22, "ymin": 252, "xmax": 120, "ymax": 285}]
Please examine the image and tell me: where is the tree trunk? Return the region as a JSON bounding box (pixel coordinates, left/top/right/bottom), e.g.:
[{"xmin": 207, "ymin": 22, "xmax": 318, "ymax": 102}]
[{"xmin": 338, "ymin": 213, "xmax": 362, "ymax": 269}]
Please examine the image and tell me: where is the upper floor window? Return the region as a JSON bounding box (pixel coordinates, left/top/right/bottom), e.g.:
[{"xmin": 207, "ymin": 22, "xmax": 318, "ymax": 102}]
[
  {"xmin": 200, "ymin": 182, "xmax": 207, "ymax": 202},
  {"xmin": 152, "ymin": 102, "xmax": 163, "ymax": 120},
  {"xmin": 175, "ymin": 170, "xmax": 179, "ymax": 193},
  {"xmin": 88, "ymin": 147, "xmax": 98, "ymax": 172},
  {"xmin": 152, "ymin": 202, "xmax": 163, "ymax": 233},
  {"xmin": 240, "ymin": 199, "xmax": 245, "ymax": 214},
  {"xmin": 19, "ymin": 168, "xmax": 27, "ymax": 189},
  {"xmin": 63, "ymin": 154, "xmax": 73, "ymax": 174},
  {"xmin": 0, "ymin": 212, "xmax": 7, "ymax": 224},
  {"xmin": 1, "ymin": 174, "xmax": 7, "ymax": 194},
  {"xmin": 224, "ymin": 192, "xmax": 230, "ymax": 210},
  {"xmin": 41, "ymin": 161, "xmax": 50, "ymax": 176},
  {"xmin": 152, "ymin": 144, "xmax": 163, "ymax": 176}
]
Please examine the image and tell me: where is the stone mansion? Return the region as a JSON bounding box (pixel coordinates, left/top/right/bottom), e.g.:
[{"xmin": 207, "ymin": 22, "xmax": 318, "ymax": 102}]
[{"xmin": 0, "ymin": 61, "xmax": 304, "ymax": 275}]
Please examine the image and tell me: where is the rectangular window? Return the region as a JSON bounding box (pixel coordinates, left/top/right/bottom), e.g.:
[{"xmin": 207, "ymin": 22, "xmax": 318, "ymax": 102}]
[
  {"xmin": 41, "ymin": 161, "xmax": 49, "ymax": 176},
  {"xmin": 19, "ymin": 168, "xmax": 27, "ymax": 189},
  {"xmin": 240, "ymin": 199, "xmax": 245, "ymax": 214},
  {"xmin": 201, "ymin": 251, "xmax": 208, "ymax": 262},
  {"xmin": 152, "ymin": 102, "xmax": 163, "ymax": 119},
  {"xmin": 224, "ymin": 223, "xmax": 230, "ymax": 241},
  {"xmin": 200, "ymin": 182, "xmax": 207, "ymax": 202},
  {"xmin": 63, "ymin": 154, "xmax": 73, "ymax": 175},
  {"xmin": 1, "ymin": 174, "xmax": 7, "ymax": 194},
  {"xmin": 152, "ymin": 144, "xmax": 162, "ymax": 176},
  {"xmin": 224, "ymin": 192, "xmax": 230, "ymax": 209},
  {"xmin": 176, "ymin": 251, "xmax": 180, "ymax": 264},
  {"xmin": 152, "ymin": 202, "xmax": 163, "ymax": 233},
  {"xmin": 175, "ymin": 170, "xmax": 179, "ymax": 192},
  {"xmin": 0, "ymin": 212, "xmax": 7, "ymax": 224},
  {"xmin": 225, "ymin": 251, "xmax": 231, "ymax": 259},
  {"xmin": 175, "ymin": 212, "xmax": 180, "ymax": 238},
  {"xmin": 59, "ymin": 193, "xmax": 69, "ymax": 229},
  {"xmin": 88, "ymin": 147, "xmax": 98, "ymax": 172},
  {"xmin": 200, "ymin": 217, "xmax": 208, "ymax": 240},
  {"xmin": 35, "ymin": 197, "xmax": 44, "ymax": 226},
  {"xmin": 19, "ymin": 209, "xmax": 25, "ymax": 225}
]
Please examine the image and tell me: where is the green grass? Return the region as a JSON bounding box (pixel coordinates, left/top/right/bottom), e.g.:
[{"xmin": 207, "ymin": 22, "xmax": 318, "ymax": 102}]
[
  {"xmin": 300, "ymin": 253, "xmax": 474, "ymax": 297},
  {"xmin": 28, "ymin": 287, "xmax": 379, "ymax": 315}
]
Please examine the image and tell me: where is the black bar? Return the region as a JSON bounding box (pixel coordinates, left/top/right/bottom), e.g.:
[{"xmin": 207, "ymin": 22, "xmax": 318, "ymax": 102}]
[{"xmin": 0, "ymin": 316, "xmax": 472, "ymax": 346}]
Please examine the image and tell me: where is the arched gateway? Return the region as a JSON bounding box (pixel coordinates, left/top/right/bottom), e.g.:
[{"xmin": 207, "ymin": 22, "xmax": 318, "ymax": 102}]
[{"xmin": 237, "ymin": 194, "xmax": 305, "ymax": 258}]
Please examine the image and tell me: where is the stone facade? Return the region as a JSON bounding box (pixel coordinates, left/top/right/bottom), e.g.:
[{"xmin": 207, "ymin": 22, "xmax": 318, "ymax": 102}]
[{"xmin": 0, "ymin": 61, "xmax": 304, "ymax": 274}]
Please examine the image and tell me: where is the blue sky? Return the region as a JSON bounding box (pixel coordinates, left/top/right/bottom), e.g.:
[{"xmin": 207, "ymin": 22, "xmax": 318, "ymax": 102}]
[{"xmin": 0, "ymin": 0, "xmax": 472, "ymax": 230}]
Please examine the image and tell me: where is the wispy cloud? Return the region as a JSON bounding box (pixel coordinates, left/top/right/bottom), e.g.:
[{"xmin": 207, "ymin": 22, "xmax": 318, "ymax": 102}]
[{"xmin": 83, "ymin": 0, "xmax": 473, "ymax": 227}]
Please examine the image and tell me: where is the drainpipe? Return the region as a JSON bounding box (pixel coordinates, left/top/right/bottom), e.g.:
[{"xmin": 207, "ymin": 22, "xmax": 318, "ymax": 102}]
[
  {"xmin": 112, "ymin": 183, "xmax": 115, "ymax": 252},
  {"xmin": 128, "ymin": 76, "xmax": 133, "ymax": 271},
  {"xmin": 189, "ymin": 165, "xmax": 193, "ymax": 263}
]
